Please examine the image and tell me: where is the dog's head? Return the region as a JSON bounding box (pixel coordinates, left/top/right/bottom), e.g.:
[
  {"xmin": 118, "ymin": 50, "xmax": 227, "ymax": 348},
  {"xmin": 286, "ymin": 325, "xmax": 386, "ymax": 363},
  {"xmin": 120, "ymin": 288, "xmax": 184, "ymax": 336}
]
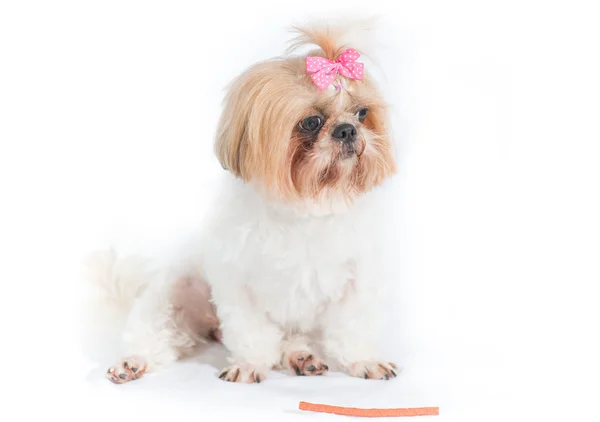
[{"xmin": 215, "ymin": 24, "xmax": 396, "ymax": 207}]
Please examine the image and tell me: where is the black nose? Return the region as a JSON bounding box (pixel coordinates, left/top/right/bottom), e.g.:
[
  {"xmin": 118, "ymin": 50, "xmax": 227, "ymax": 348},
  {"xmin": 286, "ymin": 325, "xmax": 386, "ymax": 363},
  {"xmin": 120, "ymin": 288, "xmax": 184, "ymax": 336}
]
[{"xmin": 332, "ymin": 123, "xmax": 357, "ymax": 143}]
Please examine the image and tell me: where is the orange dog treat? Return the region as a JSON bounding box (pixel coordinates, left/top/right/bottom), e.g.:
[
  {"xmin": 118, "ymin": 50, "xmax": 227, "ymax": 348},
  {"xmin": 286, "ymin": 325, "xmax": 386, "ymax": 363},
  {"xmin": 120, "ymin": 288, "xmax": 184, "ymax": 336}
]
[{"xmin": 299, "ymin": 401, "xmax": 439, "ymax": 417}]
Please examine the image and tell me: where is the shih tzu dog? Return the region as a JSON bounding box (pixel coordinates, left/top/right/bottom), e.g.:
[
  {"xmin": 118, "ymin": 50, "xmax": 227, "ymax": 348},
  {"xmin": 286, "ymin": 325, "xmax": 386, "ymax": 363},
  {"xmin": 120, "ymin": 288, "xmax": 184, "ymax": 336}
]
[{"xmin": 88, "ymin": 23, "xmax": 398, "ymax": 384}]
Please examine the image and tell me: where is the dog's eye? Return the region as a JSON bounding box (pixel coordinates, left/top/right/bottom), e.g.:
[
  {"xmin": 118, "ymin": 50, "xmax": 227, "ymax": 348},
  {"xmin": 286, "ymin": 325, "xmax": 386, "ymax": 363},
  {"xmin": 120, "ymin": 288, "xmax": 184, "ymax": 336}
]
[
  {"xmin": 357, "ymin": 108, "xmax": 368, "ymax": 121},
  {"xmin": 357, "ymin": 108, "xmax": 368, "ymax": 122},
  {"xmin": 299, "ymin": 116, "xmax": 323, "ymax": 132}
]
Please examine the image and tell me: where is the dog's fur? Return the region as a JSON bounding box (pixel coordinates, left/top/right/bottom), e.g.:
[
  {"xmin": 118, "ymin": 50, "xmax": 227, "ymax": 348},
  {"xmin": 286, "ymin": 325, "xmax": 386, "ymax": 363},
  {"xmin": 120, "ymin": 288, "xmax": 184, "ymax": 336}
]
[{"xmin": 88, "ymin": 23, "xmax": 398, "ymax": 384}]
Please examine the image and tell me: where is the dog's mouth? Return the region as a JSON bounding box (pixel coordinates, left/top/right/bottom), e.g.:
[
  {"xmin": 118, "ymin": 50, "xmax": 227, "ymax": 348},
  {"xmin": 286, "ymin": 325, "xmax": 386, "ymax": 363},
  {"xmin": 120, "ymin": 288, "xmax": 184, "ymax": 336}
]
[
  {"xmin": 341, "ymin": 144, "xmax": 356, "ymax": 158},
  {"xmin": 339, "ymin": 137, "xmax": 365, "ymax": 159}
]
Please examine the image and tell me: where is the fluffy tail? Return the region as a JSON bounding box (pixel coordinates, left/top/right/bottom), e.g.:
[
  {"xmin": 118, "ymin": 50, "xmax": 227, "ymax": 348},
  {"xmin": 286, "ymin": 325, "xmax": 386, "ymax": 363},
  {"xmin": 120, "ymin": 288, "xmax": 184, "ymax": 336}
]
[
  {"xmin": 79, "ymin": 248, "xmax": 157, "ymax": 362},
  {"xmin": 83, "ymin": 248, "xmax": 153, "ymax": 312}
]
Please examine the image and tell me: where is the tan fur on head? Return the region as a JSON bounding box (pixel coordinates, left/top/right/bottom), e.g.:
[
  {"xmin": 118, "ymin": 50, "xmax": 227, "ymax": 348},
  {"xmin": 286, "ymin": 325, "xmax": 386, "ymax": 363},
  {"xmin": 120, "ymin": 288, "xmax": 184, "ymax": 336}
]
[{"xmin": 214, "ymin": 23, "xmax": 396, "ymax": 205}]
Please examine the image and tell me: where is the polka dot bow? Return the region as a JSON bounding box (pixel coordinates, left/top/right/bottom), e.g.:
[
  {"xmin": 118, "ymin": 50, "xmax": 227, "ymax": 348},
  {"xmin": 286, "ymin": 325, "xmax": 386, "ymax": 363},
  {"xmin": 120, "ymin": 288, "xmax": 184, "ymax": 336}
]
[{"xmin": 305, "ymin": 48, "xmax": 364, "ymax": 91}]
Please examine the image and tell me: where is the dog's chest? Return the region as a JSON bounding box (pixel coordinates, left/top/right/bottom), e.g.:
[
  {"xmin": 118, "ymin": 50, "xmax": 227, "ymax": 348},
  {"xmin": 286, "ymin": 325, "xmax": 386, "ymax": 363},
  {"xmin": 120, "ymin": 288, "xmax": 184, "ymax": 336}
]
[{"xmin": 246, "ymin": 216, "xmax": 359, "ymax": 330}]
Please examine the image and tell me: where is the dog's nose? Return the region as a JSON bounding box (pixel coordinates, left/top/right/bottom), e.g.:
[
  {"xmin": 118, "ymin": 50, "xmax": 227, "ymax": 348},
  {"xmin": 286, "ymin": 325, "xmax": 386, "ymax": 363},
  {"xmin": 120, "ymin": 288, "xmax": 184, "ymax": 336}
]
[{"xmin": 332, "ymin": 123, "xmax": 357, "ymax": 143}]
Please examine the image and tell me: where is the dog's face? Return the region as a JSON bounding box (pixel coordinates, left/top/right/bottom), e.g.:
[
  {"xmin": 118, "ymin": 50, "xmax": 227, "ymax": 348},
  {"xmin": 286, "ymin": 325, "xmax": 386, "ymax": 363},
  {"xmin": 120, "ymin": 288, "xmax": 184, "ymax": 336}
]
[{"xmin": 215, "ymin": 43, "xmax": 396, "ymax": 205}]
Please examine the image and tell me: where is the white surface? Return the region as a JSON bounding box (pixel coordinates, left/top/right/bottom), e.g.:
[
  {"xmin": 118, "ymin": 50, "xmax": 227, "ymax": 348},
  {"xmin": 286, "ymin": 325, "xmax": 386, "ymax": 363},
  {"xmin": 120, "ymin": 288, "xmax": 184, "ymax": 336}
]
[{"xmin": 2, "ymin": 1, "xmax": 600, "ymax": 421}]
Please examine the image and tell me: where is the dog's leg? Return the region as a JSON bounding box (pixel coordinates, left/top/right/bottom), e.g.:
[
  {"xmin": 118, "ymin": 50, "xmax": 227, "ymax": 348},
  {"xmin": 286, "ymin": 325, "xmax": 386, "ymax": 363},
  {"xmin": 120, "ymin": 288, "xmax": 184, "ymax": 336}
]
[
  {"xmin": 212, "ymin": 290, "xmax": 282, "ymax": 383},
  {"xmin": 320, "ymin": 279, "xmax": 398, "ymax": 381},
  {"xmin": 106, "ymin": 283, "xmax": 193, "ymax": 384},
  {"xmin": 278, "ymin": 335, "xmax": 329, "ymax": 376}
]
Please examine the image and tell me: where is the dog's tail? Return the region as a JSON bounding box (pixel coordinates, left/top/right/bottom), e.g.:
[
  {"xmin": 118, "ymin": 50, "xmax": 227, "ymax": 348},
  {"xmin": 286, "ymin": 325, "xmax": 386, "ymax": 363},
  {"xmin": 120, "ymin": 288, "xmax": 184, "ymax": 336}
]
[
  {"xmin": 79, "ymin": 248, "xmax": 157, "ymax": 362},
  {"xmin": 83, "ymin": 248, "xmax": 153, "ymax": 313}
]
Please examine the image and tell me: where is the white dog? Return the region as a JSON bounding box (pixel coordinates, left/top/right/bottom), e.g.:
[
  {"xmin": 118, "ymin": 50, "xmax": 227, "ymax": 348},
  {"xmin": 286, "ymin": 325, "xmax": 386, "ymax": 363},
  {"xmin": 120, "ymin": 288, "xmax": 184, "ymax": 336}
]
[{"xmin": 87, "ymin": 23, "xmax": 398, "ymax": 384}]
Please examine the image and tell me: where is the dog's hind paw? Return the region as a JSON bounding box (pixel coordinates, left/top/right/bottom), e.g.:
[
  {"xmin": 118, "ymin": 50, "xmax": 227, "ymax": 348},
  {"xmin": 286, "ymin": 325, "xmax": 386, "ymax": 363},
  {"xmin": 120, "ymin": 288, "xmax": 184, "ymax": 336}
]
[{"xmin": 106, "ymin": 356, "xmax": 147, "ymax": 384}]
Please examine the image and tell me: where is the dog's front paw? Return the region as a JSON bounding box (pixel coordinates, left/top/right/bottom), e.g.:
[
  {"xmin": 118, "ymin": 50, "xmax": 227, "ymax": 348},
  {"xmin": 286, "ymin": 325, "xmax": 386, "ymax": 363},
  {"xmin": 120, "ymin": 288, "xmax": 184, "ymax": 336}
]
[
  {"xmin": 347, "ymin": 360, "xmax": 398, "ymax": 380},
  {"xmin": 106, "ymin": 356, "xmax": 147, "ymax": 384},
  {"xmin": 218, "ymin": 363, "xmax": 266, "ymax": 383},
  {"xmin": 288, "ymin": 351, "xmax": 329, "ymax": 376}
]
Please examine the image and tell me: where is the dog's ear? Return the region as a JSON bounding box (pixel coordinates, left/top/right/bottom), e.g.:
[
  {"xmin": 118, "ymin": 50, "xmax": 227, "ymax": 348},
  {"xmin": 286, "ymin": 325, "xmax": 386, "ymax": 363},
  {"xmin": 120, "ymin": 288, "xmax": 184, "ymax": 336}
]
[
  {"xmin": 214, "ymin": 59, "xmax": 304, "ymax": 188},
  {"xmin": 214, "ymin": 77, "xmax": 252, "ymax": 179}
]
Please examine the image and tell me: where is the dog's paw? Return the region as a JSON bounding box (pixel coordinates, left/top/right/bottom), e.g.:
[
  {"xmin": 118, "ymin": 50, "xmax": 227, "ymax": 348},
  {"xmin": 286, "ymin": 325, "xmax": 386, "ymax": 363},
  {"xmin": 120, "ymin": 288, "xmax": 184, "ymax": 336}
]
[
  {"xmin": 106, "ymin": 356, "xmax": 147, "ymax": 384},
  {"xmin": 348, "ymin": 360, "xmax": 398, "ymax": 380},
  {"xmin": 288, "ymin": 351, "xmax": 329, "ymax": 376},
  {"xmin": 218, "ymin": 363, "xmax": 266, "ymax": 383}
]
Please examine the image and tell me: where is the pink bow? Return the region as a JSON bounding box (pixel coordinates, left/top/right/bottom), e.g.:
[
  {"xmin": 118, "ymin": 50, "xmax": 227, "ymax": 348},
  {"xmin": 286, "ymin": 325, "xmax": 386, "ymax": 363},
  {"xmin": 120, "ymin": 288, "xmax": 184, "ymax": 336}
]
[{"xmin": 305, "ymin": 48, "xmax": 364, "ymax": 91}]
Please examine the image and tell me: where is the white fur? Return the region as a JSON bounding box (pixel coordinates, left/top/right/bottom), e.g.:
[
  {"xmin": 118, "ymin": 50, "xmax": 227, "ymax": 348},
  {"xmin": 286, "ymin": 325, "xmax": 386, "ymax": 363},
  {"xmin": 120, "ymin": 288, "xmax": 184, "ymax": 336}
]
[
  {"xmin": 89, "ymin": 171, "xmax": 392, "ymax": 378},
  {"xmin": 199, "ymin": 174, "xmax": 388, "ymax": 368}
]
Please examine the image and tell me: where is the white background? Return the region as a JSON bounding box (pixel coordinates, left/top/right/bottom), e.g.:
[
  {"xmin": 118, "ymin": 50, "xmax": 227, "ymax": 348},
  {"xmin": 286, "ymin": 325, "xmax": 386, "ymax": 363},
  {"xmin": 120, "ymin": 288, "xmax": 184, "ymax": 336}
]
[{"xmin": 1, "ymin": 1, "xmax": 599, "ymax": 421}]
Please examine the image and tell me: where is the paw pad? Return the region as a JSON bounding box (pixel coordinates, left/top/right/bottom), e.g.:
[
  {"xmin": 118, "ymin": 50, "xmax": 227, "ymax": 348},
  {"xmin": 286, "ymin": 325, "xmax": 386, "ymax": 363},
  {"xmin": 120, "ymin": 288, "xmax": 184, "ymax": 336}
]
[
  {"xmin": 218, "ymin": 363, "xmax": 265, "ymax": 383},
  {"xmin": 289, "ymin": 352, "xmax": 329, "ymax": 376},
  {"xmin": 106, "ymin": 356, "xmax": 147, "ymax": 384}
]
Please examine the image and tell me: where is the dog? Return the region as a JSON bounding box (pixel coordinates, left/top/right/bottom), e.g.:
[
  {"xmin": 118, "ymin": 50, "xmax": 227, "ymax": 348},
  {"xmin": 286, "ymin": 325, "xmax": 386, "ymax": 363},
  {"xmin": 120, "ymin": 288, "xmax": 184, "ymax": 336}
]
[{"xmin": 87, "ymin": 23, "xmax": 398, "ymax": 384}]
